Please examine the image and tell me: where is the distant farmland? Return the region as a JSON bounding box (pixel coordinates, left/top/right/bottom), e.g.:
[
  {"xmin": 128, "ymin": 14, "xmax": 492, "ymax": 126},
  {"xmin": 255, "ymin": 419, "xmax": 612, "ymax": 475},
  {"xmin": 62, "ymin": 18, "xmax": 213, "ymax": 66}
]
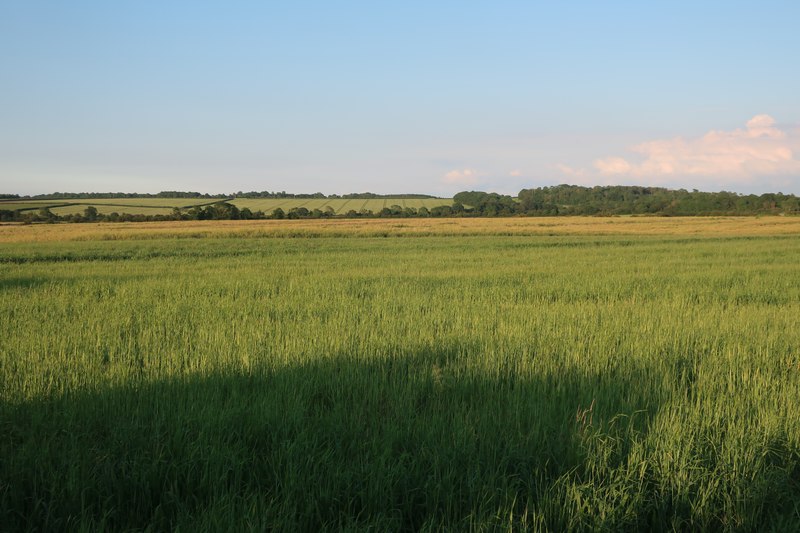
[
  {"xmin": 0, "ymin": 197, "xmax": 454, "ymax": 215},
  {"xmin": 229, "ymin": 197, "xmax": 453, "ymax": 214},
  {"xmin": 0, "ymin": 197, "xmax": 216, "ymax": 214}
]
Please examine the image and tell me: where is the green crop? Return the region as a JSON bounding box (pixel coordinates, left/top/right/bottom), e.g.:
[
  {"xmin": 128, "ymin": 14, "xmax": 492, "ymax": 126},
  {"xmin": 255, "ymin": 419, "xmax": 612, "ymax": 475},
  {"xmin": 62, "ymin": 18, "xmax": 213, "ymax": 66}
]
[{"xmin": 2, "ymin": 233, "xmax": 799, "ymax": 530}]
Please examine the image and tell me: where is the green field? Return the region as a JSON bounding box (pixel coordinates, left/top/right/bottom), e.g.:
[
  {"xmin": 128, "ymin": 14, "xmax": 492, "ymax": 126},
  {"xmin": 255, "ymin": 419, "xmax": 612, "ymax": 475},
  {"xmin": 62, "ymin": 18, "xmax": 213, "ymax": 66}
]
[
  {"xmin": 48, "ymin": 204, "xmax": 177, "ymax": 216},
  {"xmin": 2, "ymin": 228, "xmax": 800, "ymax": 530},
  {"xmin": 230, "ymin": 197, "xmax": 453, "ymax": 214},
  {"xmin": 0, "ymin": 197, "xmax": 453, "ymax": 216},
  {"xmin": 0, "ymin": 198, "xmax": 215, "ymax": 213},
  {"xmin": 0, "ymin": 200, "xmax": 77, "ymax": 211}
]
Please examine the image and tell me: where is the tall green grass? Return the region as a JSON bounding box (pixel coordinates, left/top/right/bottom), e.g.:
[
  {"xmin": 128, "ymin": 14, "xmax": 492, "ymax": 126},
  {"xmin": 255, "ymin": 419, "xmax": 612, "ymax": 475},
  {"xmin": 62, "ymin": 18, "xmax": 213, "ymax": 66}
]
[{"xmin": 2, "ymin": 235, "xmax": 799, "ymax": 530}]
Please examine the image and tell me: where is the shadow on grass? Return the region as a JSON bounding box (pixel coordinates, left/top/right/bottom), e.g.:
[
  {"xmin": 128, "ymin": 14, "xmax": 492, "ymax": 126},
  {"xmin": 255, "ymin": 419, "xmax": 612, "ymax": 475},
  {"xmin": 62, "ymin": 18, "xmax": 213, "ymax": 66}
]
[
  {"xmin": 1, "ymin": 345, "xmax": 796, "ymax": 530},
  {"xmin": 0, "ymin": 276, "xmax": 49, "ymax": 291}
]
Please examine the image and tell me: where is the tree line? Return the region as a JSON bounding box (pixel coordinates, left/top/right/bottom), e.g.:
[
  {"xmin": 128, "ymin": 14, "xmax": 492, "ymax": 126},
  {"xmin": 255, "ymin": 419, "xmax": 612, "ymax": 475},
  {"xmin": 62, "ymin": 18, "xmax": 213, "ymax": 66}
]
[
  {"xmin": 457, "ymin": 185, "xmax": 800, "ymax": 216},
  {"xmin": 8, "ymin": 191, "xmax": 441, "ymax": 200},
  {"xmin": 232, "ymin": 191, "xmax": 439, "ymax": 199},
  {"xmin": 3, "ymin": 185, "xmax": 800, "ymax": 224},
  {"xmin": 15, "ymin": 191, "xmax": 229, "ymax": 199}
]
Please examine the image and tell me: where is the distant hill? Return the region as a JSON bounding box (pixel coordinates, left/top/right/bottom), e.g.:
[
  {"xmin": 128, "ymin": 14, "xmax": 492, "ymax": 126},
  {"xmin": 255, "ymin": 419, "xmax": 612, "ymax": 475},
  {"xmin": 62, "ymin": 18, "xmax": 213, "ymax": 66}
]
[
  {"xmin": 3, "ymin": 185, "xmax": 800, "ymax": 220},
  {"xmin": 7, "ymin": 191, "xmax": 443, "ymax": 200},
  {"xmin": 14, "ymin": 191, "xmax": 229, "ymax": 200}
]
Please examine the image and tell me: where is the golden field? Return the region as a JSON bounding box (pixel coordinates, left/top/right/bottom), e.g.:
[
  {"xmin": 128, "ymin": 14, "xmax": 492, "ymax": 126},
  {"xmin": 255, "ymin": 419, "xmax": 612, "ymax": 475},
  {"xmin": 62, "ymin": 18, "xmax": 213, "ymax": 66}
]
[{"xmin": 2, "ymin": 215, "xmax": 800, "ymax": 243}]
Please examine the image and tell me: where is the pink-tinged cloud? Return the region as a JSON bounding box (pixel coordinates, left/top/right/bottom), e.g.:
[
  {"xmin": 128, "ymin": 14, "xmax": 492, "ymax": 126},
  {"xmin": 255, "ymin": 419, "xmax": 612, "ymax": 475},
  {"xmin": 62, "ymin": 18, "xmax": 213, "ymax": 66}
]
[
  {"xmin": 590, "ymin": 115, "xmax": 800, "ymax": 185},
  {"xmin": 593, "ymin": 157, "xmax": 631, "ymax": 176},
  {"xmin": 555, "ymin": 164, "xmax": 586, "ymax": 178},
  {"xmin": 509, "ymin": 169, "xmax": 522, "ymax": 177},
  {"xmin": 443, "ymin": 168, "xmax": 480, "ymax": 185}
]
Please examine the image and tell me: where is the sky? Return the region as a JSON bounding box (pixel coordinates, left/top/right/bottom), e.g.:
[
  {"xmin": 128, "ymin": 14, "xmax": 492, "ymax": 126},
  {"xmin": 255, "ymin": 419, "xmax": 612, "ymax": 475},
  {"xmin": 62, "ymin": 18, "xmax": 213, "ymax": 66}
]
[{"xmin": 1, "ymin": 1, "xmax": 799, "ymax": 196}]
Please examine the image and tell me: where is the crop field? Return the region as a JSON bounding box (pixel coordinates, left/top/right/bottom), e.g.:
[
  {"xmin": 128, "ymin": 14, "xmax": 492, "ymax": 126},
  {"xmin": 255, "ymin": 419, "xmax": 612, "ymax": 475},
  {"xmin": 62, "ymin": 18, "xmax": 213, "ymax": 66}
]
[
  {"xmin": 230, "ymin": 197, "xmax": 453, "ymax": 214},
  {"xmin": 0, "ymin": 197, "xmax": 215, "ymax": 213},
  {"xmin": 2, "ymin": 218, "xmax": 800, "ymax": 530},
  {"xmin": 49, "ymin": 205, "xmax": 177, "ymax": 216},
  {"xmin": 3, "ymin": 216, "xmax": 800, "ymax": 244},
  {"xmin": 0, "ymin": 201, "xmax": 64, "ymax": 211},
  {"xmin": 0, "ymin": 197, "xmax": 453, "ymax": 215}
]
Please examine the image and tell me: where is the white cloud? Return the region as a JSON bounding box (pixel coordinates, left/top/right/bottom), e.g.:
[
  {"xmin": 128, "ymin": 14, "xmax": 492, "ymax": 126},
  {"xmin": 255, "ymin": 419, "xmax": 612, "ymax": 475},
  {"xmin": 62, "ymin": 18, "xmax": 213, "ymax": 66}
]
[
  {"xmin": 443, "ymin": 168, "xmax": 480, "ymax": 185},
  {"xmin": 590, "ymin": 115, "xmax": 800, "ymax": 186}
]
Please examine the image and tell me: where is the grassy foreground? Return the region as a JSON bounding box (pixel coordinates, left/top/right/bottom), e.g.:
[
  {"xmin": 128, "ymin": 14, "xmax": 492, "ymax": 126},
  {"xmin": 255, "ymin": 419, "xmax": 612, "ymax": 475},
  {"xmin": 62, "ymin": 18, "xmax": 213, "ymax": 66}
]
[{"xmin": 2, "ymin": 219, "xmax": 800, "ymax": 530}]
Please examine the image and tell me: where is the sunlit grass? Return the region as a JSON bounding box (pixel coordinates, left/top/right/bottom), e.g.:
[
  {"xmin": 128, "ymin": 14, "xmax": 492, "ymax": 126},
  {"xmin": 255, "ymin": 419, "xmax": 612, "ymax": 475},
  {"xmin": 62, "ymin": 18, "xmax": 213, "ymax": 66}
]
[
  {"xmin": 2, "ymin": 227, "xmax": 800, "ymax": 529},
  {"xmin": 3, "ymin": 215, "xmax": 800, "ymax": 244}
]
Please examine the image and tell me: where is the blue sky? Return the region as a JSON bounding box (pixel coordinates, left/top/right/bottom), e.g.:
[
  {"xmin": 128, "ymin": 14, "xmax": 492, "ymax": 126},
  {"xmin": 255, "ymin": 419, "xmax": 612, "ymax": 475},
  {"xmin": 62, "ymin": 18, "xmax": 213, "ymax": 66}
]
[{"xmin": 2, "ymin": 1, "xmax": 799, "ymax": 195}]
